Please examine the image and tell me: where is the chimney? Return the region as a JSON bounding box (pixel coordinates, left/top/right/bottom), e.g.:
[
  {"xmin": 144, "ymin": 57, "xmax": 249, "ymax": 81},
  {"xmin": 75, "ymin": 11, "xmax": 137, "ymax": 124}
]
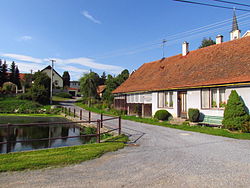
[
  {"xmin": 182, "ymin": 41, "xmax": 189, "ymax": 56},
  {"xmin": 216, "ymin": 35, "xmax": 223, "ymax": 44}
]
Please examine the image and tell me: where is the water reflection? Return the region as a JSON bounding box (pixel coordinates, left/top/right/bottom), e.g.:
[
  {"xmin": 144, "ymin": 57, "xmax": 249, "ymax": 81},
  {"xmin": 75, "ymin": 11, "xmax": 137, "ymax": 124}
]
[{"xmin": 0, "ymin": 124, "xmax": 95, "ymax": 153}]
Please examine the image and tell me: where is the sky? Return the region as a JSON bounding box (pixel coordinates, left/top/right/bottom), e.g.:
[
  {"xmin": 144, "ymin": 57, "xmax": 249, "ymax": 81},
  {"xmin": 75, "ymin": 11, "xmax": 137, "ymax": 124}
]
[{"xmin": 0, "ymin": 0, "xmax": 249, "ymax": 80}]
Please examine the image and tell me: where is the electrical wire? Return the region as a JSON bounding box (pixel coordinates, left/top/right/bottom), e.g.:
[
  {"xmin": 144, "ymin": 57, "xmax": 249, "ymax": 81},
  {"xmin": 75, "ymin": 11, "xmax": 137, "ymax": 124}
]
[
  {"xmin": 211, "ymin": 0, "xmax": 250, "ymax": 8},
  {"xmin": 173, "ymin": 0, "xmax": 250, "ymax": 12}
]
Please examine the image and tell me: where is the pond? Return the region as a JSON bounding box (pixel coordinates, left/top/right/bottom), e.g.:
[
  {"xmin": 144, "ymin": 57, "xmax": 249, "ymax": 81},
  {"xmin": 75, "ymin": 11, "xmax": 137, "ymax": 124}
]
[{"xmin": 0, "ymin": 116, "xmax": 96, "ymax": 154}]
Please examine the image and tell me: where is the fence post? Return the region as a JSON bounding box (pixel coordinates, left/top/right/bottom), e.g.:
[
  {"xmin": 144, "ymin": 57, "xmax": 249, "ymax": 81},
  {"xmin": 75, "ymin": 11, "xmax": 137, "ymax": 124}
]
[
  {"xmin": 68, "ymin": 108, "xmax": 71, "ymax": 116},
  {"xmin": 101, "ymin": 113, "xmax": 103, "ymax": 128},
  {"xmin": 96, "ymin": 120, "xmax": 101, "ymax": 143},
  {"xmin": 88, "ymin": 111, "xmax": 91, "ymax": 123},
  {"xmin": 80, "ymin": 109, "xmax": 82, "ymax": 120},
  {"xmin": 74, "ymin": 108, "xmax": 76, "ymax": 118},
  {"xmin": 118, "ymin": 116, "xmax": 121, "ymax": 135},
  {"xmin": 64, "ymin": 107, "xmax": 67, "ymax": 114},
  {"xmin": 6, "ymin": 123, "xmax": 11, "ymax": 153}
]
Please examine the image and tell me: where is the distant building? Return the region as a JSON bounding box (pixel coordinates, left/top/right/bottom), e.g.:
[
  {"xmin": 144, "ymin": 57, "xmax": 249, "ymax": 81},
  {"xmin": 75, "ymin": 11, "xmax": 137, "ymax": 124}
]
[
  {"xmin": 68, "ymin": 81, "xmax": 80, "ymax": 97},
  {"xmin": 97, "ymin": 85, "xmax": 106, "ymax": 98},
  {"xmin": 41, "ymin": 65, "xmax": 63, "ymax": 88}
]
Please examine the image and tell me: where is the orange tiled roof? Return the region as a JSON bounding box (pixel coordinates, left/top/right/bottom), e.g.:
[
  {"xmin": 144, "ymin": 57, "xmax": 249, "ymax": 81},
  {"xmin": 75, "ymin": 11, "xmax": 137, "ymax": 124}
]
[
  {"xmin": 97, "ymin": 85, "xmax": 106, "ymax": 94},
  {"xmin": 113, "ymin": 36, "xmax": 250, "ymax": 94}
]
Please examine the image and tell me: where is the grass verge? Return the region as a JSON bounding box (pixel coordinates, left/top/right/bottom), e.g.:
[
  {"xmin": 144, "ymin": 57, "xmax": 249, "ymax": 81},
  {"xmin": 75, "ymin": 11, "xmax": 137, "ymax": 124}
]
[
  {"xmin": 75, "ymin": 102, "xmax": 250, "ymax": 140},
  {"xmin": 0, "ymin": 134, "xmax": 128, "ymax": 172}
]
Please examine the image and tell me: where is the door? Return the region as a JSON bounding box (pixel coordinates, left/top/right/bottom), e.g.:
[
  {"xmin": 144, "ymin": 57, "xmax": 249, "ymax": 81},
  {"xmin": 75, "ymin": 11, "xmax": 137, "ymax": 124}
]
[{"xmin": 178, "ymin": 91, "xmax": 187, "ymax": 118}]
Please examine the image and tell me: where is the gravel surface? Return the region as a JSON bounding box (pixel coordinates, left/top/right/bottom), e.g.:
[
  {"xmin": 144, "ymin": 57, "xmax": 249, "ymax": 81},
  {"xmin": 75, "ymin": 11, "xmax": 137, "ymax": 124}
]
[{"xmin": 1, "ymin": 101, "xmax": 250, "ymax": 188}]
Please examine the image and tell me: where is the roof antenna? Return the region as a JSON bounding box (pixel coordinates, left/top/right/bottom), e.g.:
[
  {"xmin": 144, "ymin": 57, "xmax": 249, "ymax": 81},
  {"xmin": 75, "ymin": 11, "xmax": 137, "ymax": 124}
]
[{"xmin": 161, "ymin": 39, "xmax": 167, "ymax": 58}]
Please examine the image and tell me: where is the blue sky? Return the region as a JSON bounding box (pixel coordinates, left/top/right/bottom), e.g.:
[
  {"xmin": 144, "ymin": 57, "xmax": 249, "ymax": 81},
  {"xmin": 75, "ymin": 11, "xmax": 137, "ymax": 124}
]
[{"xmin": 0, "ymin": 0, "xmax": 249, "ymax": 80}]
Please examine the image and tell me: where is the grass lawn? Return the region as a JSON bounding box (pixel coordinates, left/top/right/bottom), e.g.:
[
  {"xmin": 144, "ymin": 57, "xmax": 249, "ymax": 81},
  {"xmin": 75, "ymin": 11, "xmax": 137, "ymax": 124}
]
[
  {"xmin": 0, "ymin": 134, "xmax": 128, "ymax": 172},
  {"xmin": 52, "ymin": 96, "xmax": 71, "ymax": 102},
  {"xmin": 75, "ymin": 102, "xmax": 250, "ymax": 140}
]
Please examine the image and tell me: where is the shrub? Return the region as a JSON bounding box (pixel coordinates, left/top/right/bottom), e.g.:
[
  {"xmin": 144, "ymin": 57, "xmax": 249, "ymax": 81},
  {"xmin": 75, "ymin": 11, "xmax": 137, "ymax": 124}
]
[
  {"xmin": 154, "ymin": 110, "xmax": 171, "ymax": 121},
  {"xmin": 188, "ymin": 108, "xmax": 200, "ymax": 122},
  {"xmin": 55, "ymin": 92, "xmax": 72, "ymax": 98},
  {"xmin": 242, "ymin": 120, "xmax": 250, "ymax": 133},
  {"xmin": 222, "ymin": 90, "xmax": 249, "ymax": 131}
]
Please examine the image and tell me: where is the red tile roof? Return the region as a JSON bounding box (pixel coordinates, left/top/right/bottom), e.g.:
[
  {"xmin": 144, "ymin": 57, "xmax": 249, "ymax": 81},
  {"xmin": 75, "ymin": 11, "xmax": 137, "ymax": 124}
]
[
  {"xmin": 113, "ymin": 36, "xmax": 250, "ymax": 94},
  {"xmin": 97, "ymin": 85, "xmax": 106, "ymax": 94}
]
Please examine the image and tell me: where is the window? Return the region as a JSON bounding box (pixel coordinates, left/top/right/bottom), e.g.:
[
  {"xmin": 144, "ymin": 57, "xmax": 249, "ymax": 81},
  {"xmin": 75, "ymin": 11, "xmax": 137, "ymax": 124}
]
[
  {"xmin": 219, "ymin": 88, "xmax": 226, "ymax": 108},
  {"xmin": 211, "ymin": 89, "xmax": 217, "ymax": 108},
  {"xmin": 158, "ymin": 91, "xmax": 174, "ymax": 108},
  {"xmin": 201, "ymin": 89, "xmax": 210, "ymax": 108},
  {"xmin": 201, "ymin": 88, "xmax": 226, "ymax": 109},
  {"xmin": 158, "ymin": 92, "xmax": 164, "ymax": 108}
]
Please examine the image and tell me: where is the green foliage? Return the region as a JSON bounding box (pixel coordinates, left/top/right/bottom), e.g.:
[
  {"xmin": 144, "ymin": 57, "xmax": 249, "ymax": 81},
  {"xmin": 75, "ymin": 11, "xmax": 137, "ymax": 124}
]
[
  {"xmin": 62, "ymin": 71, "xmax": 70, "ymax": 87},
  {"xmin": 80, "ymin": 71, "xmax": 99, "ymax": 106},
  {"xmin": 222, "ymin": 90, "xmax": 249, "ymax": 131},
  {"xmin": 103, "ymin": 69, "xmax": 129, "ymax": 103},
  {"xmin": 154, "ymin": 110, "xmax": 171, "ymax": 121},
  {"xmin": 28, "ymin": 71, "xmax": 51, "ymax": 104},
  {"xmin": 55, "ymin": 92, "xmax": 72, "ymax": 98},
  {"xmin": 198, "ymin": 37, "xmax": 216, "ymax": 49},
  {"xmin": 0, "ymin": 60, "xmax": 8, "ymax": 87},
  {"xmin": 2, "ymin": 82, "xmax": 17, "ymax": 93},
  {"xmin": 242, "ymin": 119, "xmax": 250, "ymax": 133},
  {"xmin": 188, "ymin": 108, "xmax": 200, "ymax": 122},
  {"xmin": 0, "ymin": 97, "xmax": 41, "ymax": 113}
]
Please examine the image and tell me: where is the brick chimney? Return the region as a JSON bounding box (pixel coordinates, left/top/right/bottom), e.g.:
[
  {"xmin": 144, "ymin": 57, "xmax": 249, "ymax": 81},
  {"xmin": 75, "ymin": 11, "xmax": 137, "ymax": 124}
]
[{"xmin": 182, "ymin": 41, "xmax": 189, "ymax": 56}]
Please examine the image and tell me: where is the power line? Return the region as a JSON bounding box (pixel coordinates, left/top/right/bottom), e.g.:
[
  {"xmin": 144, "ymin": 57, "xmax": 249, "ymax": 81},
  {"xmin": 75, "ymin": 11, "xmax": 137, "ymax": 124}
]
[
  {"xmin": 173, "ymin": 0, "xmax": 250, "ymax": 12},
  {"xmin": 211, "ymin": 0, "xmax": 250, "ymax": 8}
]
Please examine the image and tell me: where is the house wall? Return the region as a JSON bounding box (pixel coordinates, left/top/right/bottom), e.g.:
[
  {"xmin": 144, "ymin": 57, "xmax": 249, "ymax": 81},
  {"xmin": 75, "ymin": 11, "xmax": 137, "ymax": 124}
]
[
  {"xmin": 151, "ymin": 85, "xmax": 250, "ymax": 118},
  {"xmin": 152, "ymin": 91, "xmax": 178, "ymax": 117},
  {"xmin": 42, "ymin": 69, "xmax": 63, "ymax": 88}
]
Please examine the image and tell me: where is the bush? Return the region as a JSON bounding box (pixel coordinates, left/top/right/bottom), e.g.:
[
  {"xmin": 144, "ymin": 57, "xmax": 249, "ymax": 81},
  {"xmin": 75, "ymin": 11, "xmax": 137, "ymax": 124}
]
[
  {"xmin": 55, "ymin": 92, "xmax": 72, "ymax": 98},
  {"xmin": 188, "ymin": 108, "xmax": 200, "ymax": 122},
  {"xmin": 242, "ymin": 120, "xmax": 250, "ymax": 133},
  {"xmin": 154, "ymin": 110, "xmax": 171, "ymax": 121},
  {"xmin": 222, "ymin": 90, "xmax": 249, "ymax": 131}
]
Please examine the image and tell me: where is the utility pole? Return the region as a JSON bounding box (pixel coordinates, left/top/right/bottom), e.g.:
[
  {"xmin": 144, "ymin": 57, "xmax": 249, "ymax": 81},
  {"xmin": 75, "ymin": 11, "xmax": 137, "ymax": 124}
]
[
  {"xmin": 50, "ymin": 59, "xmax": 56, "ymax": 105},
  {"xmin": 162, "ymin": 39, "xmax": 167, "ymax": 58}
]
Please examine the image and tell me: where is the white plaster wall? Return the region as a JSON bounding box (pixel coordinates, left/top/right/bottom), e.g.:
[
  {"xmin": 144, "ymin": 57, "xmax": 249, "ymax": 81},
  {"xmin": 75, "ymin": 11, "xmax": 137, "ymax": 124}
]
[
  {"xmin": 42, "ymin": 69, "xmax": 63, "ymax": 88},
  {"xmin": 152, "ymin": 91, "xmax": 178, "ymax": 117}
]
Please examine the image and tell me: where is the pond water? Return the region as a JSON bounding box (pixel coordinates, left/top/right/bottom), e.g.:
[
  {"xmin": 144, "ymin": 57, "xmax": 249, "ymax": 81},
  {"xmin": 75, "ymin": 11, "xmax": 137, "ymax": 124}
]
[{"xmin": 0, "ymin": 117, "xmax": 96, "ymax": 154}]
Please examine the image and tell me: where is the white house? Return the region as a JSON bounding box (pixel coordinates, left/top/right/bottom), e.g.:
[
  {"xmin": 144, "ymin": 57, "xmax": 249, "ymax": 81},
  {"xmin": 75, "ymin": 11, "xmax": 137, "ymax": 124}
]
[
  {"xmin": 41, "ymin": 65, "xmax": 63, "ymax": 88},
  {"xmin": 113, "ymin": 14, "xmax": 250, "ymax": 119}
]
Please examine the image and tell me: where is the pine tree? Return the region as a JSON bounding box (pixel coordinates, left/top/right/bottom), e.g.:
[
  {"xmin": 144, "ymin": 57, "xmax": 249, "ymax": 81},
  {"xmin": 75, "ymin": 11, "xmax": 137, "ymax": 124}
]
[
  {"xmin": 62, "ymin": 71, "xmax": 70, "ymax": 87},
  {"xmin": 14, "ymin": 66, "xmax": 21, "ymax": 89},
  {"xmin": 9, "ymin": 61, "xmax": 16, "ymax": 83},
  {"xmin": 99, "ymin": 72, "xmax": 106, "ymax": 85},
  {"xmin": 222, "ymin": 90, "xmax": 249, "ymax": 130},
  {"xmin": 198, "ymin": 37, "xmax": 216, "ymax": 49},
  {"xmin": 2, "ymin": 61, "xmax": 8, "ymax": 84},
  {"xmin": 0, "ymin": 59, "xmax": 3, "ymax": 87}
]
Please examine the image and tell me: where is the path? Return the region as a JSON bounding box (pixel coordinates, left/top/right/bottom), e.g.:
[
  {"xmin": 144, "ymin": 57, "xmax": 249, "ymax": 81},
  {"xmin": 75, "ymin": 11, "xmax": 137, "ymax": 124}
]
[{"xmin": 1, "ymin": 101, "xmax": 250, "ymax": 187}]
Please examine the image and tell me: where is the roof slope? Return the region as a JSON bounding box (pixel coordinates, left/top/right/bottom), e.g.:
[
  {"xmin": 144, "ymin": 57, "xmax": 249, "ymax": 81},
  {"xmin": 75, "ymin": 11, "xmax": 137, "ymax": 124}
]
[{"xmin": 113, "ymin": 36, "xmax": 250, "ymax": 94}]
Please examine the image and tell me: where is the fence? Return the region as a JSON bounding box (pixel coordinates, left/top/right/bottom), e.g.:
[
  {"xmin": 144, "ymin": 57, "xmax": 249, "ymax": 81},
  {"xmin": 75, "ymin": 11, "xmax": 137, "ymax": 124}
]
[{"xmin": 0, "ymin": 109, "xmax": 122, "ymax": 153}]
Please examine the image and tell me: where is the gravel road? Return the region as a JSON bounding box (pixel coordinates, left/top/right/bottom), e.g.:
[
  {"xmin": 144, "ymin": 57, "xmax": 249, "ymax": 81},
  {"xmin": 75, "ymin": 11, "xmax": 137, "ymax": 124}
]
[{"xmin": 1, "ymin": 101, "xmax": 250, "ymax": 188}]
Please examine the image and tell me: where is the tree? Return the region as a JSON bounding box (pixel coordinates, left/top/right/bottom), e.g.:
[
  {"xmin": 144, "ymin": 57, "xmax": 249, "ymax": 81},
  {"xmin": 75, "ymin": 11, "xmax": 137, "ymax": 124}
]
[
  {"xmin": 9, "ymin": 61, "xmax": 16, "ymax": 83},
  {"xmin": 222, "ymin": 90, "xmax": 249, "ymax": 131},
  {"xmin": 79, "ymin": 71, "xmax": 100, "ymax": 106},
  {"xmin": 0, "ymin": 59, "xmax": 3, "ymax": 87},
  {"xmin": 14, "ymin": 66, "xmax": 21, "ymax": 89},
  {"xmin": 198, "ymin": 37, "xmax": 216, "ymax": 49},
  {"xmin": 99, "ymin": 72, "xmax": 106, "ymax": 85},
  {"xmin": 2, "ymin": 61, "xmax": 8, "ymax": 84},
  {"xmin": 28, "ymin": 71, "xmax": 51, "ymax": 104},
  {"xmin": 62, "ymin": 71, "xmax": 70, "ymax": 87},
  {"xmin": 103, "ymin": 69, "xmax": 130, "ymax": 104}
]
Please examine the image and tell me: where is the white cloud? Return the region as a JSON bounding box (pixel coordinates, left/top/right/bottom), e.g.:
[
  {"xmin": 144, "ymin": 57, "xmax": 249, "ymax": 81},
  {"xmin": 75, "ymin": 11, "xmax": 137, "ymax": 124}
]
[
  {"xmin": 1, "ymin": 53, "xmax": 42, "ymax": 63},
  {"xmin": 81, "ymin": 10, "xmax": 101, "ymax": 24},
  {"xmin": 19, "ymin": 35, "xmax": 32, "ymax": 41},
  {"xmin": 1, "ymin": 53, "xmax": 124, "ymax": 79}
]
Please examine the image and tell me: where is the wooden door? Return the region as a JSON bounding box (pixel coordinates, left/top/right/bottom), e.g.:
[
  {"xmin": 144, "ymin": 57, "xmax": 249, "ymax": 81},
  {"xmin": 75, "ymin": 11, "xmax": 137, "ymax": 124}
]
[{"xmin": 178, "ymin": 91, "xmax": 187, "ymax": 118}]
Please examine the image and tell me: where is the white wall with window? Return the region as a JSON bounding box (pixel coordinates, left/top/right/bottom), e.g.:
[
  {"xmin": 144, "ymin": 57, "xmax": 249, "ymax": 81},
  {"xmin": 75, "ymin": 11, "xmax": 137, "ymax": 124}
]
[
  {"xmin": 152, "ymin": 91, "xmax": 177, "ymax": 117},
  {"xmin": 126, "ymin": 92, "xmax": 152, "ymax": 104}
]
